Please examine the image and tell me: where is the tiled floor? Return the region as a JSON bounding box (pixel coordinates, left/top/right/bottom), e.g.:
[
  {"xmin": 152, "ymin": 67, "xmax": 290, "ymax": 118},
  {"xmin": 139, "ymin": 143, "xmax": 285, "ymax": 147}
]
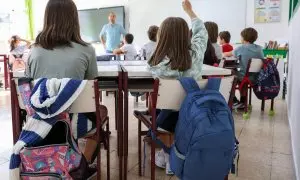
[{"xmin": 0, "ymin": 89, "xmax": 296, "ymax": 180}]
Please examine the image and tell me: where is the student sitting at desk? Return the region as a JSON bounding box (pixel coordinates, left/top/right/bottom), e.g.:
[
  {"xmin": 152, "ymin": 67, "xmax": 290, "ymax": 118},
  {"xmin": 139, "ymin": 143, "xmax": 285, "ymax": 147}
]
[
  {"xmin": 219, "ymin": 31, "xmax": 233, "ymax": 53},
  {"xmin": 9, "ymin": 35, "xmax": 31, "ymax": 71},
  {"xmin": 224, "ymin": 27, "xmax": 264, "ymax": 109},
  {"xmin": 25, "ymin": 0, "xmax": 101, "ymax": 176},
  {"xmin": 137, "ymin": 25, "xmax": 159, "ymax": 60},
  {"xmin": 190, "ymin": 29, "xmax": 218, "ymax": 66},
  {"xmin": 204, "ymin": 21, "xmax": 222, "ymax": 61},
  {"xmin": 148, "ymin": 0, "xmax": 208, "ymax": 174},
  {"xmin": 113, "ymin": 33, "xmax": 138, "ymax": 60}
]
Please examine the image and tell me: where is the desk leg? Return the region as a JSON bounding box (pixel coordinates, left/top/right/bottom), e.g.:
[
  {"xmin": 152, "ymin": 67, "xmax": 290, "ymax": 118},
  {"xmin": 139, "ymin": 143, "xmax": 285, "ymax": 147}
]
[
  {"xmin": 115, "ymin": 91, "xmax": 118, "ymax": 131},
  {"xmin": 10, "ymin": 79, "xmax": 17, "ymax": 144},
  {"xmin": 123, "ymin": 78, "xmax": 128, "ymax": 180},
  {"xmin": 4, "ymin": 56, "xmax": 9, "ymax": 89},
  {"xmin": 117, "ymin": 90, "xmax": 124, "ymax": 180}
]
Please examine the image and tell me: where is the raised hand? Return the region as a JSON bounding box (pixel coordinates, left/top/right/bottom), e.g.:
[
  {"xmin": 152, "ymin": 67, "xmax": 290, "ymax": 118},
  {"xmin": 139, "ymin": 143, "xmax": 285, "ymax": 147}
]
[
  {"xmin": 182, "ymin": 0, "xmax": 192, "ymax": 12},
  {"xmin": 182, "ymin": 0, "xmax": 197, "ymax": 19}
]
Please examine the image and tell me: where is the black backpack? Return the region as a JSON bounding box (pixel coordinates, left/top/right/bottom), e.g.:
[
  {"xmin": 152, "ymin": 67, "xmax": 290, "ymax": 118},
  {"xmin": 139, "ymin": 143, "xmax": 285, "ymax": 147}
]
[{"xmin": 253, "ymin": 58, "xmax": 280, "ymax": 100}]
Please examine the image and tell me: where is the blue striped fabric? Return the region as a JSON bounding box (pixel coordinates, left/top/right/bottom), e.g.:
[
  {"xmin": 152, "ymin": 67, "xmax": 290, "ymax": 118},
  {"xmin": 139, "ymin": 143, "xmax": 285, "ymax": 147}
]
[{"xmin": 9, "ymin": 78, "xmax": 89, "ymax": 179}]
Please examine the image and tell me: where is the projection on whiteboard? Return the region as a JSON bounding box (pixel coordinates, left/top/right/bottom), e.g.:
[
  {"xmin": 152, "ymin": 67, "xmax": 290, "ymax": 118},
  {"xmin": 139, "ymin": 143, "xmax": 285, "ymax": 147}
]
[
  {"xmin": 78, "ymin": 6, "xmax": 125, "ymax": 43},
  {"xmin": 255, "ymin": 0, "xmax": 281, "ymax": 23}
]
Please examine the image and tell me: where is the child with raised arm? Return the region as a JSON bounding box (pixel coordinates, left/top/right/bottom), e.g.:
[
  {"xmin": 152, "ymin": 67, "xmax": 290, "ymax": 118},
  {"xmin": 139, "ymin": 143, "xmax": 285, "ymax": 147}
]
[{"xmin": 147, "ymin": 0, "xmax": 208, "ymax": 175}]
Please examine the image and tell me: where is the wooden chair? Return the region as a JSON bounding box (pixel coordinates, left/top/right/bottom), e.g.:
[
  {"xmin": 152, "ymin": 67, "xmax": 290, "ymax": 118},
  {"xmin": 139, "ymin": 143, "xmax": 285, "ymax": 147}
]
[
  {"xmin": 219, "ymin": 56, "xmax": 240, "ymax": 70},
  {"xmin": 134, "ymin": 76, "xmax": 235, "ymax": 180},
  {"xmin": 236, "ymin": 58, "xmax": 279, "ymax": 119},
  {"xmin": 11, "ymin": 78, "xmax": 110, "ymax": 180},
  {"xmin": 0, "ymin": 54, "xmax": 10, "ymax": 89}
]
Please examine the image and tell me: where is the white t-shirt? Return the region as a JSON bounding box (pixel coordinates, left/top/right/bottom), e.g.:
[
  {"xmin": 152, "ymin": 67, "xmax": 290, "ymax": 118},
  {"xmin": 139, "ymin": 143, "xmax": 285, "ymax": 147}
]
[
  {"xmin": 11, "ymin": 44, "xmax": 27, "ymax": 55},
  {"xmin": 120, "ymin": 44, "xmax": 137, "ymax": 60},
  {"xmin": 139, "ymin": 41, "xmax": 156, "ymax": 60}
]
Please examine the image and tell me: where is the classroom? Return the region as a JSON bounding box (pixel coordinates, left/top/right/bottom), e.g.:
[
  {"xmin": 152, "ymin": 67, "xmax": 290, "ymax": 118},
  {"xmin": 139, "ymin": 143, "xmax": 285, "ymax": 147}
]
[{"xmin": 0, "ymin": 0, "xmax": 298, "ymax": 179}]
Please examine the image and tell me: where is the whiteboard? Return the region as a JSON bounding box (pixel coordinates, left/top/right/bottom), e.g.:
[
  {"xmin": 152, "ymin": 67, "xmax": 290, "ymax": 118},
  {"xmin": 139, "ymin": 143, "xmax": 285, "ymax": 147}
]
[{"xmin": 128, "ymin": 0, "xmax": 247, "ymax": 46}]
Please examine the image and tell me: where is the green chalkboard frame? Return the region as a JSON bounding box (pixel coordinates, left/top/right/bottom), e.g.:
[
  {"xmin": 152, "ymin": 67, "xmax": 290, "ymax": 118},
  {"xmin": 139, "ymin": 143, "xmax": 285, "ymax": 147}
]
[{"xmin": 290, "ymin": 0, "xmax": 300, "ymax": 20}]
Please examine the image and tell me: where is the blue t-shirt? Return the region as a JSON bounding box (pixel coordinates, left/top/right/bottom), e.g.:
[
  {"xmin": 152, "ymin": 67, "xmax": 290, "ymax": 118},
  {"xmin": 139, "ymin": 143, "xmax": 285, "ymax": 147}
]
[
  {"xmin": 100, "ymin": 23, "xmax": 126, "ymax": 51},
  {"xmin": 233, "ymin": 44, "xmax": 264, "ymax": 77}
]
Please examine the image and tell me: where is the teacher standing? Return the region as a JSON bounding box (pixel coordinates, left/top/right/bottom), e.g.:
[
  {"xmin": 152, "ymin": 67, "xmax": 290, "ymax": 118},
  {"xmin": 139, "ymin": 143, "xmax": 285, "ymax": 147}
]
[{"xmin": 100, "ymin": 12, "xmax": 126, "ymax": 53}]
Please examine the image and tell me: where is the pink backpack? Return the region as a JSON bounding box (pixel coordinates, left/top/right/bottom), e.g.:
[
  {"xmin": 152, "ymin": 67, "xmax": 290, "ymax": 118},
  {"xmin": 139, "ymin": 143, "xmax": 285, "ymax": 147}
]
[
  {"xmin": 19, "ymin": 119, "xmax": 89, "ymax": 179},
  {"xmin": 17, "ymin": 79, "xmax": 90, "ymax": 179},
  {"xmin": 10, "ymin": 54, "xmax": 26, "ymax": 71}
]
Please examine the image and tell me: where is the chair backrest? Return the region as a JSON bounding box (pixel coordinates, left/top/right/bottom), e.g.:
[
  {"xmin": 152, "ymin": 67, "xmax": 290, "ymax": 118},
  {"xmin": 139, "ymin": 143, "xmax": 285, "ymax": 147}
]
[
  {"xmin": 219, "ymin": 59, "xmax": 225, "ymax": 68},
  {"xmin": 156, "ymin": 76, "xmax": 235, "ymax": 110},
  {"xmin": 248, "ymin": 58, "xmax": 263, "ymax": 73},
  {"xmin": 14, "ymin": 79, "xmax": 97, "ymax": 113}
]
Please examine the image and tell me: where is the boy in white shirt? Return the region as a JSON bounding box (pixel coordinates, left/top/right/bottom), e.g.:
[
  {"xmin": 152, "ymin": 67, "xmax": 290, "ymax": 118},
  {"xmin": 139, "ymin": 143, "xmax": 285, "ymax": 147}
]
[
  {"xmin": 138, "ymin": 25, "xmax": 159, "ymax": 60},
  {"xmin": 113, "ymin": 33, "xmax": 137, "ymax": 60}
]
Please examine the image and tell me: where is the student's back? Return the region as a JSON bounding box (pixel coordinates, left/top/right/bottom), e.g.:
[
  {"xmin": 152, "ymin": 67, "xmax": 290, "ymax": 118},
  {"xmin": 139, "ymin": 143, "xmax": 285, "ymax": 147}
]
[
  {"xmin": 139, "ymin": 25, "xmax": 159, "ymax": 60},
  {"xmin": 25, "ymin": 0, "xmax": 97, "ymax": 80},
  {"xmin": 204, "ymin": 21, "xmax": 222, "ymax": 61},
  {"xmin": 148, "ymin": 7, "xmax": 208, "ymax": 80},
  {"xmin": 233, "ymin": 28, "xmax": 264, "ymax": 78},
  {"xmin": 234, "ymin": 43, "xmax": 264, "ymax": 76},
  {"xmin": 24, "ymin": 0, "xmax": 100, "ymax": 174},
  {"xmin": 27, "ymin": 42, "xmax": 97, "ymax": 80},
  {"xmin": 204, "ymin": 39, "xmax": 218, "ymax": 66}
]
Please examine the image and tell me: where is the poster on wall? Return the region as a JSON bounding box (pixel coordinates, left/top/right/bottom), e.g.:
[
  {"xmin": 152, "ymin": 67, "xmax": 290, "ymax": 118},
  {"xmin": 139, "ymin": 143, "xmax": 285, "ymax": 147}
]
[{"xmin": 255, "ymin": 0, "xmax": 281, "ymax": 23}]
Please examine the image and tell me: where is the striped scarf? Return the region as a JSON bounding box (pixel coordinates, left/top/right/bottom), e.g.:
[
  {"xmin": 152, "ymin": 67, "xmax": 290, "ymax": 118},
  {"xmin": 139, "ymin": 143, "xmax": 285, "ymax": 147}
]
[{"xmin": 9, "ymin": 78, "xmax": 91, "ymax": 180}]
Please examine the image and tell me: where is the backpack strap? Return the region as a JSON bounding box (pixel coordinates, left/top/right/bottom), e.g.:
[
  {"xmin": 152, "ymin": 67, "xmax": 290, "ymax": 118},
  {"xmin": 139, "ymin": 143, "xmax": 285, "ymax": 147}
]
[
  {"xmin": 150, "ymin": 129, "xmax": 171, "ymax": 154},
  {"xmin": 206, "ymin": 78, "xmax": 221, "ymax": 91},
  {"xmin": 179, "ymin": 77, "xmax": 200, "ymax": 94}
]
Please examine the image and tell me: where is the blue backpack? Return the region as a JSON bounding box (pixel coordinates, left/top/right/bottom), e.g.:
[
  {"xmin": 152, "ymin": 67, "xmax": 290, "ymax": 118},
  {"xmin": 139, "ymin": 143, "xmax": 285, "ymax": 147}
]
[{"xmin": 155, "ymin": 77, "xmax": 237, "ymax": 180}]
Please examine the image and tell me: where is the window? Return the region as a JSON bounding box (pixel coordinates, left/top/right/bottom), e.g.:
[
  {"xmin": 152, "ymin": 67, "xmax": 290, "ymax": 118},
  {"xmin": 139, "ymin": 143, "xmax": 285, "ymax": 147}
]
[{"xmin": 0, "ymin": 1, "xmax": 28, "ymax": 41}]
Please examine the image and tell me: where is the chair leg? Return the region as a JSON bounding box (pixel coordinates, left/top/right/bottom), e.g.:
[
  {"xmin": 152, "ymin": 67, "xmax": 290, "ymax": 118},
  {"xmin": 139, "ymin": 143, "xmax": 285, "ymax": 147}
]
[
  {"xmin": 136, "ymin": 96, "xmax": 139, "ymax": 103},
  {"xmin": 261, "ymin": 99, "xmax": 265, "ymax": 111},
  {"xmin": 249, "ymin": 87, "xmax": 252, "ymax": 106},
  {"xmin": 224, "ymin": 175, "xmax": 229, "ymax": 180},
  {"xmin": 100, "ymin": 91, "xmax": 102, "ymax": 102},
  {"xmin": 97, "ymin": 144, "xmax": 101, "ymax": 180},
  {"xmin": 244, "ymin": 91, "xmax": 248, "ymax": 113},
  {"xmin": 106, "ymin": 120, "xmax": 110, "ymax": 180},
  {"xmin": 151, "ymin": 139, "xmax": 155, "ymax": 180},
  {"xmin": 146, "ymin": 93, "xmax": 149, "ymax": 108},
  {"xmin": 243, "ymin": 85, "xmax": 250, "ymax": 120},
  {"xmin": 138, "ymin": 120, "xmax": 142, "ymax": 176},
  {"xmin": 269, "ymin": 98, "xmax": 275, "ymax": 116},
  {"xmin": 115, "ymin": 92, "xmax": 118, "ymax": 131},
  {"xmin": 271, "ymin": 99, "xmax": 274, "ymax": 111}
]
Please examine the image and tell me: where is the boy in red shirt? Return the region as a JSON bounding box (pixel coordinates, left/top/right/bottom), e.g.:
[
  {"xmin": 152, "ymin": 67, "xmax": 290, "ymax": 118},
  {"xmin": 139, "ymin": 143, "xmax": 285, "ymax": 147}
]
[{"xmin": 219, "ymin": 31, "xmax": 233, "ymax": 53}]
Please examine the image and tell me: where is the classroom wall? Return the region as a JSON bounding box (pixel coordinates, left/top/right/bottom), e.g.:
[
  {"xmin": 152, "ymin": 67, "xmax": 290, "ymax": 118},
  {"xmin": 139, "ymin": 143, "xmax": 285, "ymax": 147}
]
[
  {"xmin": 246, "ymin": 0, "xmax": 289, "ymax": 45},
  {"xmin": 31, "ymin": 0, "xmax": 289, "ymax": 47},
  {"xmin": 287, "ymin": 7, "xmax": 300, "ymax": 180},
  {"xmin": 32, "ymin": 0, "xmax": 129, "ymax": 36}
]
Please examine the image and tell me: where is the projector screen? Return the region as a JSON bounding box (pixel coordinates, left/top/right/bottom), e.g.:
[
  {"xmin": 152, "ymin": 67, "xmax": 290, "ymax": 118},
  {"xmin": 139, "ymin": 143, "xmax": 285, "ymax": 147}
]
[{"xmin": 78, "ymin": 6, "xmax": 125, "ymax": 43}]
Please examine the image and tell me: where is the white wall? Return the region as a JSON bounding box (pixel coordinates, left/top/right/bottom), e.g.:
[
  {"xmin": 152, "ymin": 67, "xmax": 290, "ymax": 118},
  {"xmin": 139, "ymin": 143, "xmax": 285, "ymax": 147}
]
[
  {"xmin": 31, "ymin": 0, "xmax": 289, "ymax": 47},
  {"xmin": 128, "ymin": 0, "xmax": 248, "ymax": 46},
  {"xmin": 0, "ymin": 0, "xmax": 28, "ymax": 53},
  {"xmin": 32, "ymin": 0, "xmax": 129, "ymax": 37},
  {"xmin": 246, "ymin": 0, "xmax": 289, "ymax": 45},
  {"xmin": 288, "ymin": 7, "xmax": 300, "ymax": 180}
]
